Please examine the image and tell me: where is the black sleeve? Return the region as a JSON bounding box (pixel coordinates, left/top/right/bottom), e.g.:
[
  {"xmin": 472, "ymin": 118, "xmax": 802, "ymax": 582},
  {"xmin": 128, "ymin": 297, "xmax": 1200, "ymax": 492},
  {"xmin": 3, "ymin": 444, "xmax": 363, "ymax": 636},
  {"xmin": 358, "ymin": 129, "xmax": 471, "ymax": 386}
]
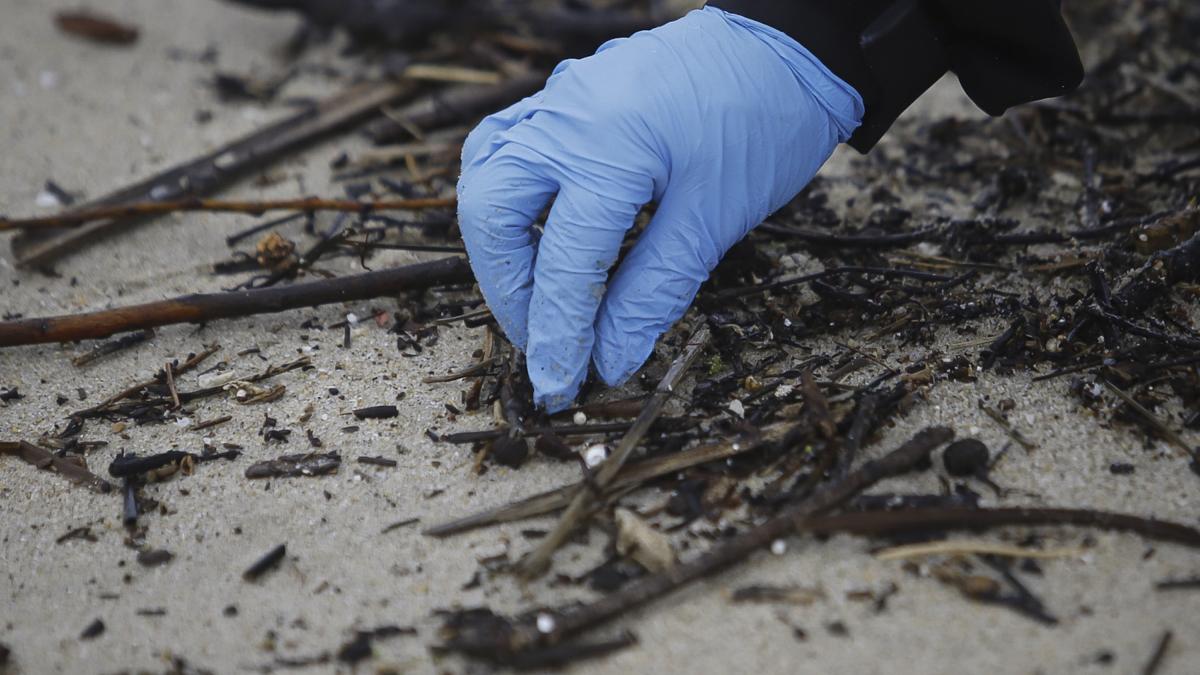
[{"xmin": 707, "ymin": 0, "xmax": 1084, "ymax": 152}]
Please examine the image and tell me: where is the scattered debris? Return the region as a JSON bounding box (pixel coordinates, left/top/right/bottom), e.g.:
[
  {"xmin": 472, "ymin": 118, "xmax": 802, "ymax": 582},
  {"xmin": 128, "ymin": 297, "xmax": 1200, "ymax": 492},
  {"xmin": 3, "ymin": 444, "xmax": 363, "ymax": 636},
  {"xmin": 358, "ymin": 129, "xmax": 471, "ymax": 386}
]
[
  {"xmin": 54, "ymin": 10, "xmax": 139, "ymax": 45},
  {"xmin": 614, "ymin": 508, "xmax": 675, "ymax": 574},
  {"xmin": 245, "ymin": 452, "xmax": 341, "ymax": 479},
  {"xmin": 79, "ymin": 619, "xmax": 105, "ymax": 640},
  {"xmin": 352, "ymin": 405, "xmax": 399, "ymax": 420},
  {"xmin": 243, "ymin": 544, "xmax": 287, "ymax": 581},
  {"xmin": 136, "ymin": 549, "xmax": 175, "ymax": 568}
]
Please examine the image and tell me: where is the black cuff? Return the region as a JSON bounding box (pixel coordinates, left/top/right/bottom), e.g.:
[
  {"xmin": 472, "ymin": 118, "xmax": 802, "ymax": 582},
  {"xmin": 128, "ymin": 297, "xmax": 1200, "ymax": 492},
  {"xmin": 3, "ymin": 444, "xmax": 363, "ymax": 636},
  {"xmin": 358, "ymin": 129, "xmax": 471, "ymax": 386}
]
[{"xmin": 708, "ymin": 0, "xmax": 949, "ymax": 153}]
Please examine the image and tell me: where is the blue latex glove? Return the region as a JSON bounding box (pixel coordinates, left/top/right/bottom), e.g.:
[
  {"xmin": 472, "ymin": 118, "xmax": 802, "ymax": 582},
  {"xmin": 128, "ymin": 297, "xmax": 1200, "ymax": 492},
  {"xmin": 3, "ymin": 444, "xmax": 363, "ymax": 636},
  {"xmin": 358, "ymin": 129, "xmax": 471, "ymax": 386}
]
[{"xmin": 457, "ymin": 6, "xmax": 863, "ymax": 411}]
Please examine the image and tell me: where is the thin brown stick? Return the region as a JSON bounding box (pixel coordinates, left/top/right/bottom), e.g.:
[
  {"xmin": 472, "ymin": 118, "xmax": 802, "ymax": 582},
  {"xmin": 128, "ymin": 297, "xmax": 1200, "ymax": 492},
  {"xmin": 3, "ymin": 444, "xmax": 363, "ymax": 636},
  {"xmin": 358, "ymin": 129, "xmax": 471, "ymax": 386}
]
[
  {"xmin": 363, "ymin": 72, "xmax": 547, "ymax": 144},
  {"xmin": 0, "ymin": 257, "xmax": 473, "ymax": 347},
  {"xmin": 164, "ymin": 361, "xmax": 180, "ymax": 410},
  {"xmin": 10, "ymin": 79, "xmax": 420, "ymax": 268},
  {"xmin": 1, "ymin": 196, "xmax": 455, "ymax": 231},
  {"xmin": 1142, "ymin": 631, "xmax": 1174, "ymax": 675},
  {"xmin": 422, "ymin": 357, "xmax": 498, "ymax": 384},
  {"xmin": 515, "ymin": 326, "xmax": 711, "ymax": 577},
  {"xmin": 0, "ymin": 441, "xmax": 114, "ymax": 493},
  {"xmin": 1101, "ymin": 379, "xmax": 1195, "ymax": 457}
]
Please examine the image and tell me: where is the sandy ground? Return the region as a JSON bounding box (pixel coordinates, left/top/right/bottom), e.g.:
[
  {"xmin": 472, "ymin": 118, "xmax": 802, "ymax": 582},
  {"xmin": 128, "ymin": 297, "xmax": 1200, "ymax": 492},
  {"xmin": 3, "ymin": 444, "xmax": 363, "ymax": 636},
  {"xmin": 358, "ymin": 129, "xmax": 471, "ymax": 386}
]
[{"xmin": 2, "ymin": 1, "xmax": 1198, "ymax": 674}]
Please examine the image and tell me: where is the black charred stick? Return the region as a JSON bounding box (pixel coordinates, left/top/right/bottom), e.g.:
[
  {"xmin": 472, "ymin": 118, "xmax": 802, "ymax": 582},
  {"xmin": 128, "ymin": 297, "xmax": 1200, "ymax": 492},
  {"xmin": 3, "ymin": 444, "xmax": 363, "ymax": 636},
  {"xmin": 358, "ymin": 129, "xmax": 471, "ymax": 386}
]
[
  {"xmin": 243, "ymin": 544, "xmax": 287, "ymax": 581},
  {"xmin": 1109, "ymin": 230, "xmax": 1200, "ymax": 317},
  {"xmin": 0, "ymin": 257, "xmax": 473, "ymax": 347},
  {"xmin": 357, "ymin": 456, "xmax": 398, "ymax": 468},
  {"xmin": 226, "ymin": 212, "xmax": 307, "ymax": 247},
  {"xmin": 353, "ymin": 405, "xmax": 399, "ymax": 420},
  {"xmin": 122, "ymin": 479, "xmax": 139, "ymax": 527},
  {"xmin": 108, "ymin": 451, "xmax": 191, "ymax": 478},
  {"xmin": 801, "ymin": 508, "xmax": 1200, "ymax": 548},
  {"xmin": 245, "ymin": 452, "xmax": 341, "ymax": 479},
  {"xmin": 71, "ymin": 329, "xmax": 154, "ymax": 366},
  {"xmin": 980, "ymin": 317, "xmax": 1024, "ymax": 370},
  {"xmin": 1155, "ymin": 576, "xmax": 1200, "ymax": 590}
]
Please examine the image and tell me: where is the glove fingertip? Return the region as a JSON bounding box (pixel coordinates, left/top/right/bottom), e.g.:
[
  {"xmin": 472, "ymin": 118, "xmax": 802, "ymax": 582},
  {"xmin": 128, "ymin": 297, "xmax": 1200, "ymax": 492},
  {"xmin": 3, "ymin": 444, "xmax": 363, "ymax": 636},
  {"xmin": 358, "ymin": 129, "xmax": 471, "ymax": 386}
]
[{"xmin": 593, "ymin": 320, "xmax": 657, "ymax": 387}]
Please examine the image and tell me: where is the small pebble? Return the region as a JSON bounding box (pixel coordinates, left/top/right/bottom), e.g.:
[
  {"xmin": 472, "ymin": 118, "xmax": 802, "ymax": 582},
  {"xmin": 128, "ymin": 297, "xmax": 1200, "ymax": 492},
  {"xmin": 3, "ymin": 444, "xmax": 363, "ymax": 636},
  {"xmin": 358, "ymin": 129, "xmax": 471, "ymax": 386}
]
[
  {"xmin": 770, "ymin": 539, "xmax": 788, "ymax": 555},
  {"xmin": 584, "ymin": 444, "xmax": 609, "ymax": 468},
  {"xmin": 536, "ymin": 613, "xmax": 556, "ymax": 634},
  {"xmin": 943, "ymin": 439, "xmax": 989, "ymax": 477}
]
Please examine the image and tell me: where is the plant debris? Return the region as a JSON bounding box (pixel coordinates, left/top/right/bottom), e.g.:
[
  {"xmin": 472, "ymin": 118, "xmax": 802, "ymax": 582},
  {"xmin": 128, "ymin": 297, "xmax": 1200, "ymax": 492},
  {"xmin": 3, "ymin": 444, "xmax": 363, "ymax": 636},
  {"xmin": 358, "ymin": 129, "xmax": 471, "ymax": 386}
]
[
  {"xmin": 245, "ymin": 452, "xmax": 341, "ymax": 479},
  {"xmin": 243, "ymin": 543, "xmax": 287, "ymax": 581},
  {"xmin": 54, "ymin": 10, "xmax": 139, "ymax": 45}
]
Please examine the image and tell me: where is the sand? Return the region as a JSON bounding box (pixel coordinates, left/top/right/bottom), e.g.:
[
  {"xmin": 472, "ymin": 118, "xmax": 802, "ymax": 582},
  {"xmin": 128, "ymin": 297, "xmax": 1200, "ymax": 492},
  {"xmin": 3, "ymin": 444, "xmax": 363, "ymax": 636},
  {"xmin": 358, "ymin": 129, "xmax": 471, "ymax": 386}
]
[{"xmin": 2, "ymin": 1, "xmax": 1197, "ymax": 674}]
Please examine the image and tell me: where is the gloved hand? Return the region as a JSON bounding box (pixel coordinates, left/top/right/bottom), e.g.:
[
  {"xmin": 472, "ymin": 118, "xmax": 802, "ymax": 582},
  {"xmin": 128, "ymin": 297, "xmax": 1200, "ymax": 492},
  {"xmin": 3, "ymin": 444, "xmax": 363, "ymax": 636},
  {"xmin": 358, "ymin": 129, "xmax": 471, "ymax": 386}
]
[{"xmin": 457, "ymin": 6, "xmax": 863, "ymax": 412}]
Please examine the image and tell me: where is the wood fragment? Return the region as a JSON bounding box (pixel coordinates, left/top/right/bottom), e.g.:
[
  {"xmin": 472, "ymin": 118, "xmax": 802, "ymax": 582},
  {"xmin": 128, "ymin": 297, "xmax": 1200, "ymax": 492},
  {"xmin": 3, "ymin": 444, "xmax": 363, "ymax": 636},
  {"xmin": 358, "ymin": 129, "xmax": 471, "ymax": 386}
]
[
  {"xmin": 614, "ymin": 508, "xmax": 675, "ymax": 574},
  {"xmin": 803, "ymin": 508, "xmax": 1200, "ymax": 548},
  {"xmin": 70, "ymin": 329, "xmax": 153, "ymax": 366},
  {"xmin": 1141, "ymin": 630, "xmax": 1174, "ymax": 675},
  {"xmin": 874, "ymin": 539, "xmax": 1085, "ymax": 561},
  {"xmin": 0, "ymin": 257, "xmax": 472, "ymax": 346},
  {"xmin": 243, "ymin": 543, "xmax": 287, "ymax": 581},
  {"xmin": 245, "ymin": 452, "xmax": 341, "ymax": 479},
  {"xmin": 0, "ymin": 441, "xmax": 113, "ymax": 493},
  {"xmin": 352, "ymin": 405, "xmax": 399, "ymax": 420},
  {"xmin": 55, "ymin": 11, "xmax": 139, "ymax": 45},
  {"xmin": 1, "ymin": 196, "xmax": 454, "ymax": 231}
]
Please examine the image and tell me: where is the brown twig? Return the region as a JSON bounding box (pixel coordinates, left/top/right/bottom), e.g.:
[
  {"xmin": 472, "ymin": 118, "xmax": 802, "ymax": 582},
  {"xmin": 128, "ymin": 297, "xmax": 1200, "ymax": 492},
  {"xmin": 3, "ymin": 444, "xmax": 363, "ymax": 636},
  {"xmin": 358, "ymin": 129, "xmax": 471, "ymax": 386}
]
[
  {"xmin": 164, "ymin": 361, "xmax": 181, "ymax": 410},
  {"xmin": 515, "ymin": 325, "xmax": 711, "ymax": 577},
  {"xmin": 70, "ymin": 329, "xmax": 154, "ymax": 366},
  {"xmin": 363, "ymin": 72, "xmax": 546, "ymax": 144},
  {"xmin": 10, "ymin": 80, "xmax": 421, "ymax": 268},
  {"xmin": 1, "ymin": 196, "xmax": 454, "ymax": 231},
  {"xmin": 0, "ymin": 257, "xmax": 473, "ymax": 347},
  {"xmin": 0, "ymin": 441, "xmax": 113, "ymax": 493}
]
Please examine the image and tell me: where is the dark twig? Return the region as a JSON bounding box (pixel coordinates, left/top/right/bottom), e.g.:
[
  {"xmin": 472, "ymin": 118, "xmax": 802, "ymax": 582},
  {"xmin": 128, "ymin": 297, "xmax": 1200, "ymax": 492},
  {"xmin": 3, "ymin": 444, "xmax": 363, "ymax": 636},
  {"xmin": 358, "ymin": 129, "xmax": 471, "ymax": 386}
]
[
  {"xmin": 10, "ymin": 80, "xmax": 420, "ymax": 268},
  {"xmin": 1141, "ymin": 630, "xmax": 1174, "ymax": 675},
  {"xmin": 0, "ymin": 441, "xmax": 114, "ymax": 493},
  {"xmin": 0, "ymin": 257, "xmax": 473, "ymax": 346},
  {"xmin": 70, "ymin": 329, "xmax": 154, "ymax": 366},
  {"xmin": 1, "ymin": 196, "xmax": 454, "ymax": 231}
]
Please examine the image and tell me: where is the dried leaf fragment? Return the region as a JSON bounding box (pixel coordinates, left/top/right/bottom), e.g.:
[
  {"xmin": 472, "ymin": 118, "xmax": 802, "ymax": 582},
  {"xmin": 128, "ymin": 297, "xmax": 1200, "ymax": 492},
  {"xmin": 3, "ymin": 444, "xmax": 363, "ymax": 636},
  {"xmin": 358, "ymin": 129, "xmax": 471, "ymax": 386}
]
[
  {"xmin": 615, "ymin": 508, "xmax": 675, "ymax": 574},
  {"xmin": 55, "ymin": 11, "xmax": 139, "ymax": 45}
]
